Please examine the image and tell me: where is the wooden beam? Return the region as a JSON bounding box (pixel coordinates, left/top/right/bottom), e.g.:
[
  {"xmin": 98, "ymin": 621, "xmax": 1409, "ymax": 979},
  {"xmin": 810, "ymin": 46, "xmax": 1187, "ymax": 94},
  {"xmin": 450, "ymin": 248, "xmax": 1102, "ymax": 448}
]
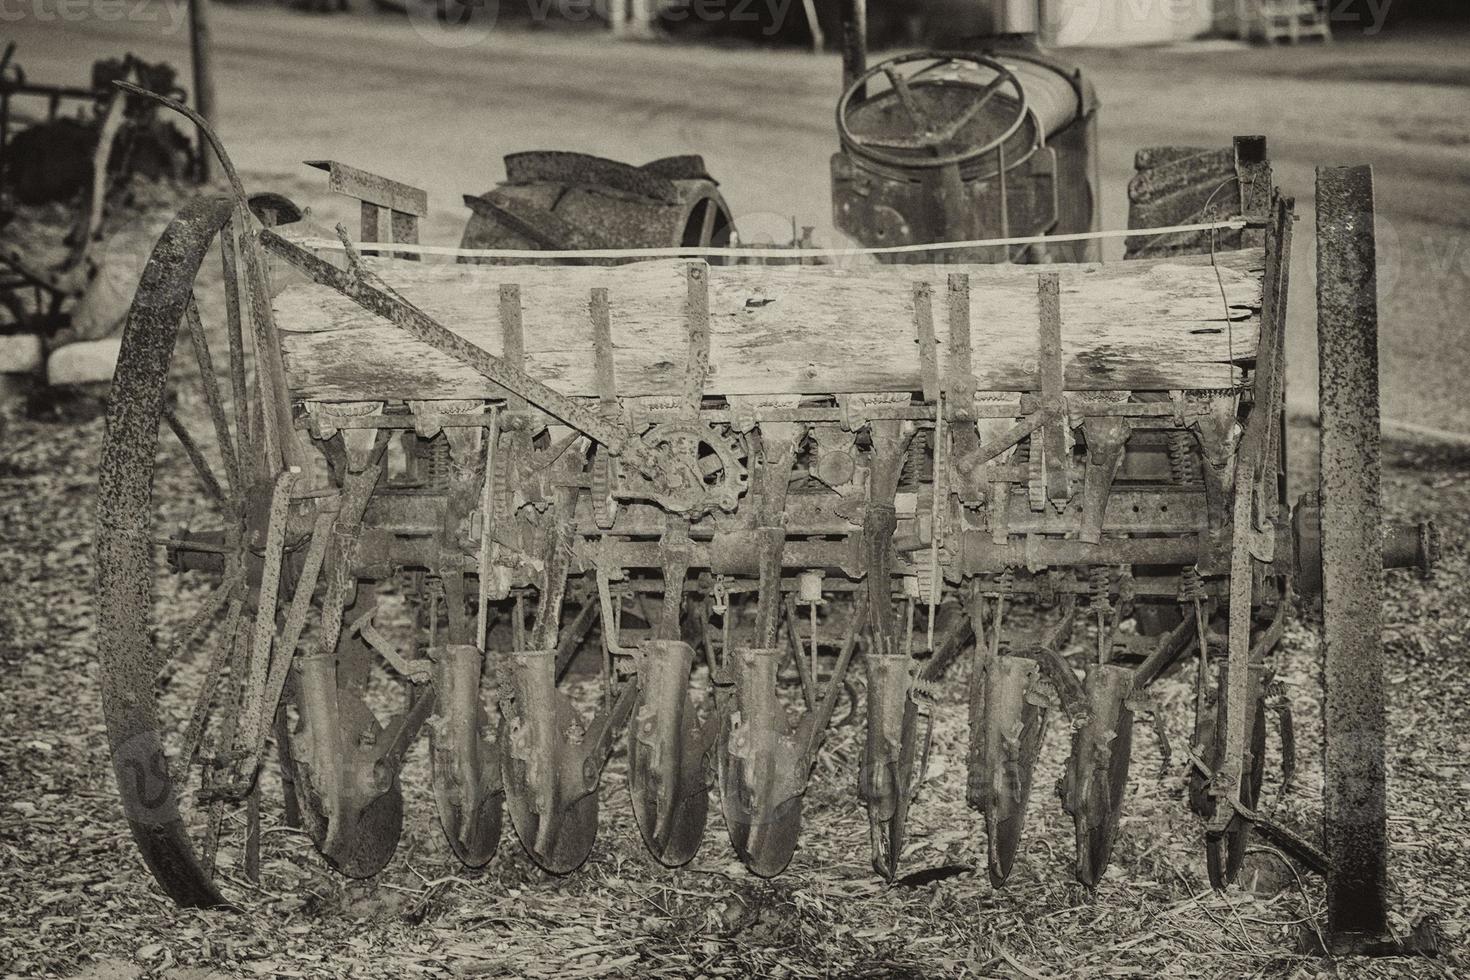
[
  {"xmin": 274, "ymin": 249, "xmax": 1264, "ymax": 401},
  {"xmin": 304, "ymin": 160, "xmax": 428, "ymax": 217}
]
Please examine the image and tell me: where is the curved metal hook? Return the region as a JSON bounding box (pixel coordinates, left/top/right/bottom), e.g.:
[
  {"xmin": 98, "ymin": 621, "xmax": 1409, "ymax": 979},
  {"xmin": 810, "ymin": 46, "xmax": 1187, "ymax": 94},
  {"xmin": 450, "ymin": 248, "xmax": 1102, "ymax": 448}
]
[{"xmin": 112, "ymin": 80, "xmax": 249, "ymax": 209}]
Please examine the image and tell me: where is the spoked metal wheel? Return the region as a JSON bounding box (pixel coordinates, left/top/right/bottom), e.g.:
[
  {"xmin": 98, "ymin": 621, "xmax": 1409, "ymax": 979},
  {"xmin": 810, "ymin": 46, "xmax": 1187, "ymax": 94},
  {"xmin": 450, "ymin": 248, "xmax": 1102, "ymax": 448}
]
[
  {"xmin": 96, "ymin": 192, "xmax": 410, "ymax": 904},
  {"xmin": 96, "ymin": 194, "xmax": 280, "ymax": 906}
]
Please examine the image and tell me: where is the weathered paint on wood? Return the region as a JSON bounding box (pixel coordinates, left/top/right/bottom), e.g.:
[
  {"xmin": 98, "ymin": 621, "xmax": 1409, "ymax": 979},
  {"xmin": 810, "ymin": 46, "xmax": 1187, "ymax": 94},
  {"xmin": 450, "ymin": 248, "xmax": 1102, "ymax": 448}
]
[{"xmin": 274, "ymin": 250, "xmax": 1263, "ymax": 401}]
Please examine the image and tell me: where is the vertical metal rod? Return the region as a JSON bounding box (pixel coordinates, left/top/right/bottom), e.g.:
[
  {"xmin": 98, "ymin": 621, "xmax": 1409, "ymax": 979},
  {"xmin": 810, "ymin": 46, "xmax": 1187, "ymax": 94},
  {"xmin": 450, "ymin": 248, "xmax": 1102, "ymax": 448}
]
[
  {"xmin": 997, "ymin": 142, "xmax": 1011, "ymax": 260},
  {"xmin": 1037, "ymin": 273, "xmax": 1069, "ymax": 505},
  {"xmin": 187, "ymin": 0, "xmax": 215, "ymax": 183},
  {"xmin": 945, "ymin": 273, "xmax": 974, "ymax": 418},
  {"xmin": 1316, "ymin": 164, "xmax": 1388, "ymax": 945},
  {"xmin": 684, "ymin": 264, "xmax": 710, "ymax": 414},
  {"xmin": 476, "ymin": 407, "xmax": 501, "ymax": 649},
  {"xmin": 499, "ymin": 283, "xmax": 527, "ymax": 413},
  {"xmin": 808, "ymin": 602, "xmax": 818, "ymax": 686},
  {"xmin": 800, "ymin": 0, "xmax": 825, "ymax": 52},
  {"xmin": 590, "ymin": 287, "xmax": 618, "ymax": 415},
  {"xmin": 220, "ymin": 216, "xmax": 254, "ymax": 477},
  {"xmin": 840, "ymin": 0, "xmax": 867, "ymax": 94},
  {"xmin": 245, "ymin": 786, "xmax": 260, "ymax": 882}
]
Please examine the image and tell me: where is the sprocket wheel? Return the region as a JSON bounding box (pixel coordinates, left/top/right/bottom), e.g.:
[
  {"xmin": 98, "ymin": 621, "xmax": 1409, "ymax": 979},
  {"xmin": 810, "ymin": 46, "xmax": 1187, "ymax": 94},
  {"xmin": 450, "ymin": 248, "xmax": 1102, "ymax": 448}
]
[
  {"xmin": 590, "ymin": 451, "xmax": 618, "ymax": 530},
  {"xmin": 626, "ymin": 421, "xmax": 748, "ymax": 515}
]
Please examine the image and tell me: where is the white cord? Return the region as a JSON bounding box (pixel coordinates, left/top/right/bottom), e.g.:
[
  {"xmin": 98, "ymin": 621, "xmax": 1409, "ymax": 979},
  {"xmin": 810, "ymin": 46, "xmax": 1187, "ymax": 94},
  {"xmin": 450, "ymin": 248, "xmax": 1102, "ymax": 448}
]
[{"xmin": 280, "ymin": 219, "xmax": 1250, "ymax": 262}]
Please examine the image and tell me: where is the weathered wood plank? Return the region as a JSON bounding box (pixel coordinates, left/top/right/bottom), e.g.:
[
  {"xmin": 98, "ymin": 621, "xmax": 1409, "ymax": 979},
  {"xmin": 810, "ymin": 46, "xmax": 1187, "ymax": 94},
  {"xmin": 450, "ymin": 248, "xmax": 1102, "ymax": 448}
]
[{"xmin": 274, "ymin": 250, "xmax": 1263, "ymax": 400}]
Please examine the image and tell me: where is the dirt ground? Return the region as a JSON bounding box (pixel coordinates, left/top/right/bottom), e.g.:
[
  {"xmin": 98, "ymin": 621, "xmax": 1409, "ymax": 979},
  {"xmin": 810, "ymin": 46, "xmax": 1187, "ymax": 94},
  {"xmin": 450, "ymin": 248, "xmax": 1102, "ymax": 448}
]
[{"xmin": 2, "ymin": 7, "xmax": 1470, "ymax": 980}]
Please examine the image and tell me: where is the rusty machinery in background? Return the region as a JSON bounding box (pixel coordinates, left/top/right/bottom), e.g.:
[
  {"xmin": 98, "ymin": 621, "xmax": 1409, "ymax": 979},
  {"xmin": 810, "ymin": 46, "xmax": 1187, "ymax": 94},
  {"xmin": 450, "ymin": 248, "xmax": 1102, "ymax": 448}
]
[
  {"xmin": 459, "ymin": 151, "xmax": 733, "ymax": 259},
  {"xmin": 91, "ymin": 82, "xmax": 1440, "ymax": 957},
  {"xmin": 0, "ymin": 47, "xmax": 196, "ymax": 337},
  {"xmin": 405, "ymin": 0, "xmax": 1091, "ymax": 266},
  {"xmin": 830, "ymin": 0, "xmax": 1099, "ymax": 263}
]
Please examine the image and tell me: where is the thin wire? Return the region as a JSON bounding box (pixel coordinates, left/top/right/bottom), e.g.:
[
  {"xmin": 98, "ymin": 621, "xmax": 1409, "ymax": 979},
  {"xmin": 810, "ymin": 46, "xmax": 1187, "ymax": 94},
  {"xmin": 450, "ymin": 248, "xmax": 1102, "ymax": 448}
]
[
  {"xmin": 281, "ymin": 219, "xmax": 1249, "ymax": 263},
  {"xmin": 1198, "ymin": 176, "xmax": 1242, "ymax": 390}
]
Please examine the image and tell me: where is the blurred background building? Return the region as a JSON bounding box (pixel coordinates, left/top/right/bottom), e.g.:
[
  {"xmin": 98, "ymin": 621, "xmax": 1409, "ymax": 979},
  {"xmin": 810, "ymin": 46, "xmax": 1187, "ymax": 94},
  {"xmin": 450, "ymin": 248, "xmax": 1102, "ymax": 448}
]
[{"xmin": 644, "ymin": 0, "xmax": 1470, "ymax": 48}]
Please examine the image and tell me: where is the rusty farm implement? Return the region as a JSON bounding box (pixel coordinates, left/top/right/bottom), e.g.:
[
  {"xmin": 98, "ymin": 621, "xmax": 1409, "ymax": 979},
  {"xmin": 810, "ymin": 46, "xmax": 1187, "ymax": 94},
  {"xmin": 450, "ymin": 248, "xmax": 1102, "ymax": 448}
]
[{"xmin": 94, "ymin": 88, "xmax": 1433, "ymax": 954}]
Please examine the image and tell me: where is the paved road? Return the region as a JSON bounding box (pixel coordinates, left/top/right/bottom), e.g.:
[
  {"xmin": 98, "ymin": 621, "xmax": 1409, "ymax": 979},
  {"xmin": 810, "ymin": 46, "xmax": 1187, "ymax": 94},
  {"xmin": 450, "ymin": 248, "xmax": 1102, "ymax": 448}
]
[{"xmin": 10, "ymin": 8, "xmax": 1470, "ymax": 432}]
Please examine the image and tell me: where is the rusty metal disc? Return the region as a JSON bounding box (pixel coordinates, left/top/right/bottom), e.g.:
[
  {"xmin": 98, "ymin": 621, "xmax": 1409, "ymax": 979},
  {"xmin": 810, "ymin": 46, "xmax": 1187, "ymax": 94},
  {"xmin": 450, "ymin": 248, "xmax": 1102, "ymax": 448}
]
[
  {"xmin": 1060, "ymin": 663, "xmax": 1135, "ymax": 888},
  {"xmin": 967, "ymin": 655, "xmax": 1048, "ymax": 887},
  {"xmin": 499, "ymin": 651, "xmax": 600, "ymax": 875},
  {"xmin": 716, "ymin": 647, "xmax": 805, "ymax": 878},
  {"xmin": 286, "ymin": 690, "xmax": 405, "ymax": 879},
  {"xmin": 627, "ymin": 640, "xmax": 708, "ymax": 867},
  {"xmin": 429, "ymin": 644, "xmax": 504, "ymax": 869}
]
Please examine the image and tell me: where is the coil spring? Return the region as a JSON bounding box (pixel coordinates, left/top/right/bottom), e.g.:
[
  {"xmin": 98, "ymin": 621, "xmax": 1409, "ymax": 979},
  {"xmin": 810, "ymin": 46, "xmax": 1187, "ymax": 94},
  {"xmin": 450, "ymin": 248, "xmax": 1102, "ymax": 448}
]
[
  {"xmin": 1090, "ymin": 567, "xmax": 1112, "ymax": 617},
  {"xmin": 914, "ymin": 561, "xmax": 938, "ymax": 605},
  {"xmin": 983, "ymin": 568, "xmax": 1014, "ymax": 598},
  {"xmin": 1168, "ymin": 431, "xmax": 1202, "ymax": 487},
  {"xmin": 1178, "ymin": 566, "xmax": 1206, "ymax": 603},
  {"xmin": 1194, "ymin": 385, "xmax": 1251, "ymax": 398},
  {"xmin": 909, "ymin": 675, "xmax": 941, "ymax": 707},
  {"xmin": 899, "ymin": 429, "xmax": 931, "ymax": 491},
  {"xmin": 423, "ymin": 435, "xmax": 454, "ymax": 492}
]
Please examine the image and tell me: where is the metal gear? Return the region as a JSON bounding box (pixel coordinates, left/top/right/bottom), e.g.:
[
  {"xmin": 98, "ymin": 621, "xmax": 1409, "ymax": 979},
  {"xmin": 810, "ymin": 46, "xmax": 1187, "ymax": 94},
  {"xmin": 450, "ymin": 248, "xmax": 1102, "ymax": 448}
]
[
  {"xmin": 493, "ymin": 456, "xmax": 515, "ymax": 522},
  {"xmin": 627, "ymin": 421, "xmax": 749, "ymax": 515},
  {"xmin": 1025, "ymin": 438, "xmax": 1046, "ymax": 511},
  {"xmin": 590, "ymin": 452, "xmax": 618, "ymax": 530},
  {"xmin": 909, "ymin": 676, "xmax": 942, "ymax": 709}
]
